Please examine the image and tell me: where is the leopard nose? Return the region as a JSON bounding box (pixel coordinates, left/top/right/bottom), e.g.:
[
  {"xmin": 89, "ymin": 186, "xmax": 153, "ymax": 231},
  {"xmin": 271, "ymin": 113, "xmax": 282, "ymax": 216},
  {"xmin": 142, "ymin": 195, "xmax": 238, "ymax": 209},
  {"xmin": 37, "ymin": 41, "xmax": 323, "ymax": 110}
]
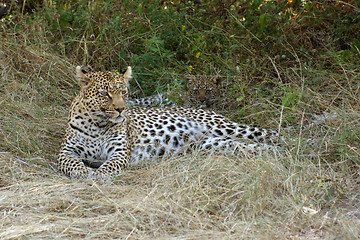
[
  {"xmin": 115, "ymin": 108, "xmax": 124, "ymax": 113},
  {"xmin": 199, "ymin": 91, "xmax": 206, "ymax": 102}
]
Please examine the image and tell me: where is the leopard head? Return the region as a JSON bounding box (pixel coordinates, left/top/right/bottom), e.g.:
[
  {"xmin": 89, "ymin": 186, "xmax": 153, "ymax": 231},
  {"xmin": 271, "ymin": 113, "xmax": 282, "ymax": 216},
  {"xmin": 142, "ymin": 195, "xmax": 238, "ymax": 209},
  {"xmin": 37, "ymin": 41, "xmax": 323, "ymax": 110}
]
[
  {"xmin": 185, "ymin": 75, "xmax": 222, "ymax": 107},
  {"xmin": 72, "ymin": 66, "xmax": 132, "ymax": 124}
]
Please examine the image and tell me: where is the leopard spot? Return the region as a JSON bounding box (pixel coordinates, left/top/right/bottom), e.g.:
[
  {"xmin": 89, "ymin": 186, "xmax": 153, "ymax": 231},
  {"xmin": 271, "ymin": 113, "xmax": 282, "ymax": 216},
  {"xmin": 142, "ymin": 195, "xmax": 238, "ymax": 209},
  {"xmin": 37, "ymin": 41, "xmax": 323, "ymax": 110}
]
[{"xmin": 168, "ymin": 125, "xmax": 176, "ymax": 132}]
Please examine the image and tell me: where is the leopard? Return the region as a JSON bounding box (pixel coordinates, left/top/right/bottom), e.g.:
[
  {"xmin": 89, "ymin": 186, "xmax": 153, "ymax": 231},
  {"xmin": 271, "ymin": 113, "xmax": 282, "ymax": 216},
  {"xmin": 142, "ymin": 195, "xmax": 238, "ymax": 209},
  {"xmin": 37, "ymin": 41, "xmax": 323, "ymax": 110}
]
[
  {"xmin": 57, "ymin": 66, "xmax": 281, "ymax": 179},
  {"xmin": 184, "ymin": 75, "xmax": 222, "ymax": 108}
]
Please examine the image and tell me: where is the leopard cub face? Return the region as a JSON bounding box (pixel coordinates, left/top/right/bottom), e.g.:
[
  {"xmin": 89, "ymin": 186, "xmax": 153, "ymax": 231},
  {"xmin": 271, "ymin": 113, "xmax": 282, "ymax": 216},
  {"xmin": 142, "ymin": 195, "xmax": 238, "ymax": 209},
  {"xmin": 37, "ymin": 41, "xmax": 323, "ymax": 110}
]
[{"xmin": 185, "ymin": 75, "xmax": 222, "ymax": 108}]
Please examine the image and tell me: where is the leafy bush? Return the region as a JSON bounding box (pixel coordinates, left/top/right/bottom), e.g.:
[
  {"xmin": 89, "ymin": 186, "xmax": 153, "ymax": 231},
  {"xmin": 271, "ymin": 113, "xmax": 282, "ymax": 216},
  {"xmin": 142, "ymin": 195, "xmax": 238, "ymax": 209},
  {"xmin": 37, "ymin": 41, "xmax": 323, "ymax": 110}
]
[{"xmin": 3, "ymin": 0, "xmax": 358, "ymax": 110}]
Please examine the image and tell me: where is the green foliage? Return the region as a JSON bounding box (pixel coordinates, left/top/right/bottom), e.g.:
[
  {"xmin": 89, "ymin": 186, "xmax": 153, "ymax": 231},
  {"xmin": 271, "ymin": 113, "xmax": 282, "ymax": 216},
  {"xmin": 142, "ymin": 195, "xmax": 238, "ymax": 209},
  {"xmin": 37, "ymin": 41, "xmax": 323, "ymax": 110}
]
[
  {"xmin": 4, "ymin": 0, "xmax": 358, "ymax": 103},
  {"xmin": 166, "ymin": 76, "xmax": 186, "ymax": 105},
  {"xmin": 281, "ymin": 86, "xmax": 301, "ymax": 109}
]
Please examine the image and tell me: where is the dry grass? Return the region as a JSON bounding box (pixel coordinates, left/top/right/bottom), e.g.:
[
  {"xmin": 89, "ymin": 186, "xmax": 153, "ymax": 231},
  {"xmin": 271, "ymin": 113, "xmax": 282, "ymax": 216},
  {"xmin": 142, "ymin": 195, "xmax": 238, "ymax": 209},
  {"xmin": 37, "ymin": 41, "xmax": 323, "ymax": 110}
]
[
  {"xmin": 1, "ymin": 11, "xmax": 360, "ymax": 240},
  {"xmin": 0, "ymin": 149, "xmax": 359, "ymax": 239}
]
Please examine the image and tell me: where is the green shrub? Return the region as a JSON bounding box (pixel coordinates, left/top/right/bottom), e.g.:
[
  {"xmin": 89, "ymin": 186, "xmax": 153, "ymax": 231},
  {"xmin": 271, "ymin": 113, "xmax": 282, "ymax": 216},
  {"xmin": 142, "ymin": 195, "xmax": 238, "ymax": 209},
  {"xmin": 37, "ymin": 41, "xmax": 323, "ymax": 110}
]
[{"xmin": 3, "ymin": 0, "xmax": 357, "ymax": 113}]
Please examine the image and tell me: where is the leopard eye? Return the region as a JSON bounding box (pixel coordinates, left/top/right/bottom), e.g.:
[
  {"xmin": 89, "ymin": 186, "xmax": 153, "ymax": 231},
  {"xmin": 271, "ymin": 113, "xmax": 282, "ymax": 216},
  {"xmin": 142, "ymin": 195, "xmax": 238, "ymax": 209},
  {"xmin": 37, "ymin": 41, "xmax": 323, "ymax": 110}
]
[
  {"xmin": 99, "ymin": 90, "xmax": 110, "ymax": 98},
  {"xmin": 121, "ymin": 90, "xmax": 127, "ymax": 95}
]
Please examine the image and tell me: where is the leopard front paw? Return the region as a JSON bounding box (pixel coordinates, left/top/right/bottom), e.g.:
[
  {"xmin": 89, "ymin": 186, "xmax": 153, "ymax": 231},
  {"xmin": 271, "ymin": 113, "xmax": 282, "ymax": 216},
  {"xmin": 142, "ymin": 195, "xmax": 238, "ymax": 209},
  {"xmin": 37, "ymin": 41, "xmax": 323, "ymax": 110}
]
[
  {"xmin": 68, "ymin": 167, "xmax": 91, "ymax": 179},
  {"xmin": 92, "ymin": 168, "xmax": 113, "ymax": 182}
]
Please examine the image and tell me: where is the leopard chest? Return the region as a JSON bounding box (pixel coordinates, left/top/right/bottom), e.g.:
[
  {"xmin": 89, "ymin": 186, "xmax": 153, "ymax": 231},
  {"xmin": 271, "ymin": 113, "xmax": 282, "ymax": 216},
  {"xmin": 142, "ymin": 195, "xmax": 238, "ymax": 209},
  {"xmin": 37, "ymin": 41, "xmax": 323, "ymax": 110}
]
[{"xmin": 65, "ymin": 120, "xmax": 127, "ymax": 162}]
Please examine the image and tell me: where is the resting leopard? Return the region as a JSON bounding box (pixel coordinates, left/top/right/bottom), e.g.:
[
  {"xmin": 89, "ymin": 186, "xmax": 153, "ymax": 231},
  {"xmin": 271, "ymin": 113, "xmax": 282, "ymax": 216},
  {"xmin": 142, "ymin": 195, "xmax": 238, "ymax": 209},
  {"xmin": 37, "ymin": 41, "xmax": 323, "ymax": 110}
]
[
  {"xmin": 58, "ymin": 67, "xmax": 280, "ymax": 179},
  {"xmin": 183, "ymin": 75, "xmax": 222, "ymax": 108}
]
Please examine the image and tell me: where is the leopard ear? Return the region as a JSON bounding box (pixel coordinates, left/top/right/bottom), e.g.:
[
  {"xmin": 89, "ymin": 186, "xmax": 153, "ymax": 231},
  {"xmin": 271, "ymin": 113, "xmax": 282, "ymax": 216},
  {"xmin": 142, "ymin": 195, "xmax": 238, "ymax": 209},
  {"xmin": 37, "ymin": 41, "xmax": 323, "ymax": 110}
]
[
  {"xmin": 76, "ymin": 66, "xmax": 91, "ymax": 88},
  {"xmin": 123, "ymin": 66, "xmax": 132, "ymax": 87},
  {"xmin": 211, "ymin": 75, "xmax": 222, "ymax": 85},
  {"xmin": 185, "ymin": 75, "xmax": 195, "ymax": 87}
]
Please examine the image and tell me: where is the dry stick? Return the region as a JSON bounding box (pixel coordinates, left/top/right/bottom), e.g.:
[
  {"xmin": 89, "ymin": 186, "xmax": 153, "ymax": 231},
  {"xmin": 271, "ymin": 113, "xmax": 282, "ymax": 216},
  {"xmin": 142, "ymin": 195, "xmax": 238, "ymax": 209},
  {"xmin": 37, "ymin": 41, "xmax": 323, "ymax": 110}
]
[
  {"xmin": 268, "ymin": 56, "xmax": 282, "ymax": 83},
  {"xmin": 331, "ymin": 0, "xmax": 358, "ymax": 9},
  {"xmin": 296, "ymin": 111, "xmax": 305, "ymax": 158},
  {"xmin": 82, "ymin": 35, "xmax": 88, "ymax": 67},
  {"xmin": 269, "ymin": 56, "xmax": 285, "ymax": 136},
  {"xmin": 125, "ymin": 227, "xmax": 136, "ymax": 240},
  {"xmin": 92, "ymin": 182, "xmax": 121, "ymax": 208},
  {"xmin": 278, "ymin": 106, "xmax": 284, "ymax": 136}
]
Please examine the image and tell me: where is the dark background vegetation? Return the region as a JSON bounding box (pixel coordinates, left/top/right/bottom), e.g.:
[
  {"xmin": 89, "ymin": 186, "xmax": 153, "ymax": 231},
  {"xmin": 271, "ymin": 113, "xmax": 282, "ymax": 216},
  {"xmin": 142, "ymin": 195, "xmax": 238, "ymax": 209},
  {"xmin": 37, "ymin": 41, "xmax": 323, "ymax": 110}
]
[
  {"xmin": 3, "ymin": 1, "xmax": 359, "ymax": 87},
  {"xmin": 4, "ymin": 0, "xmax": 359, "ymax": 120}
]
